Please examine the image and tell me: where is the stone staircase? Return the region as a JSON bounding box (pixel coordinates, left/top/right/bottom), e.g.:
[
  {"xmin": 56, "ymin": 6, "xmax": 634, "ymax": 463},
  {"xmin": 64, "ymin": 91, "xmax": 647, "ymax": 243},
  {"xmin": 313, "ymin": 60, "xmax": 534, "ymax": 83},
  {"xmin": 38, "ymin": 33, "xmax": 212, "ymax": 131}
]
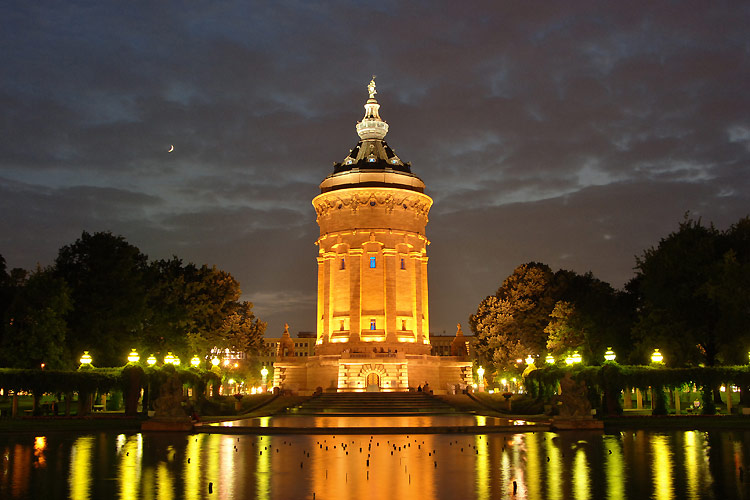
[{"xmin": 286, "ymin": 392, "xmax": 459, "ymax": 415}]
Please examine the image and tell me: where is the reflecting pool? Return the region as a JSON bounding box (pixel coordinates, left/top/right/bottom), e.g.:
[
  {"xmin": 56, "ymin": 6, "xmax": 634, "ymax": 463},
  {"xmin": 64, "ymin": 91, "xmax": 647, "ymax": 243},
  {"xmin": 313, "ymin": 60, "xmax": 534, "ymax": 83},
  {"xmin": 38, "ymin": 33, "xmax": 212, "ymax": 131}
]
[
  {"xmin": 2, "ymin": 429, "xmax": 750, "ymax": 499},
  {"xmin": 210, "ymin": 414, "xmax": 535, "ymax": 429}
]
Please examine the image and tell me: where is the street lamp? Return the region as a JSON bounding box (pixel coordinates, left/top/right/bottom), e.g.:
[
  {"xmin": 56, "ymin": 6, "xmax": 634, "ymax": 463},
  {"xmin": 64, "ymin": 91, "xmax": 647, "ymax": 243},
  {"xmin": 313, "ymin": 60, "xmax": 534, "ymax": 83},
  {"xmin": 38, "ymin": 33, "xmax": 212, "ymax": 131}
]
[
  {"xmin": 173, "ymin": 356, "xmax": 181, "ymax": 366},
  {"xmin": 545, "ymin": 354, "xmax": 555, "ymax": 364},
  {"xmin": 525, "ymin": 354, "xmax": 534, "ymax": 365},
  {"xmin": 261, "ymin": 366, "xmax": 269, "ymax": 392},
  {"xmin": 477, "ymin": 366, "xmax": 485, "ymax": 392},
  {"xmin": 190, "ymin": 355, "xmax": 201, "ymax": 368},
  {"xmin": 604, "ymin": 348, "xmax": 616, "ymax": 362},
  {"xmin": 79, "ymin": 351, "xmax": 92, "ymax": 366},
  {"xmin": 127, "ymin": 349, "xmax": 140, "ymax": 364},
  {"xmin": 164, "ymin": 352, "xmax": 175, "ymax": 365},
  {"xmin": 146, "ymin": 354, "xmax": 157, "ymax": 366},
  {"xmin": 650, "ymin": 349, "xmax": 664, "ymax": 364},
  {"xmin": 565, "ymin": 351, "xmax": 582, "ymax": 365},
  {"xmin": 211, "ymin": 356, "xmax": 220, "ymax": 367}
]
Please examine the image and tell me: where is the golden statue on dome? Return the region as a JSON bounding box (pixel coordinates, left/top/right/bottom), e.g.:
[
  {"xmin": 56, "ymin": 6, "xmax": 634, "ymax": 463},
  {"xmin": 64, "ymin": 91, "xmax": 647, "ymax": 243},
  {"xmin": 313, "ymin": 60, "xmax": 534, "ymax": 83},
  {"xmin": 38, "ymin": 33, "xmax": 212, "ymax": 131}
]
[{"xmin": 368, "ymin": 75, "xmax": 377, "ymax": 98}]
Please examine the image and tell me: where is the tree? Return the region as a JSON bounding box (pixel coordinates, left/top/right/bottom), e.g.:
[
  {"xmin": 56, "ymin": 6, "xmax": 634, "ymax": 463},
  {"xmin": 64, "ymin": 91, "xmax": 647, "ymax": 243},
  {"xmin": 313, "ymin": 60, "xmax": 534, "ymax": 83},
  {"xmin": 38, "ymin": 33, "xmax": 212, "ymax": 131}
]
[
  {"xmin": 630, "ymin": 216, "xmax": 750, "ymax": 367},
  {"xmin": 0, "ymin": 267, "xmax": 71, "ymax": 368},
  {"xmin": 470, "ymin": 262, "xmax": 632, "ymax": 376},
  {"xmin": 544, "ymin": 301, "xmax": 585, "ymax": 356},
  {"xmin": 145, "ymin": 258, "xmax": 266, "ymax": 360},
  {"xmin": 469, "ymin": 262, "xmax": 556, "ymax": 375},
  {"xmin": 54, "ymin": 231, "xmax": 149, "ymax": 367}
]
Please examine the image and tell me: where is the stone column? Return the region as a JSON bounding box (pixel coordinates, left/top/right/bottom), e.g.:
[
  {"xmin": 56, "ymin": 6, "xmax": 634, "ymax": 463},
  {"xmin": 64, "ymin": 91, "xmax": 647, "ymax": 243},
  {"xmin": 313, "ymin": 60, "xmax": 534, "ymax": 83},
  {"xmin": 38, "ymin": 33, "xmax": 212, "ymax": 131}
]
[
  {"xmin": 384, "ymin": 248, "xmax": 397, "ymax": 340},
  {"xmin": 674, "ymin": 389, "xmax": 681, "ymax": 414},
  {"xmin": 623, "ymin": 387, "xmax": 633, "ymax": 409},
  {"xmin": 726, "ymin": 387, "xmax": 733, "ymax": 414},
  {"xmin": 11, "ymin": 393, "xmax": 18, "ymax": 418},
  {"xmin": 636, "ymin": 388, "xmax": 643, "ymax": 409}
]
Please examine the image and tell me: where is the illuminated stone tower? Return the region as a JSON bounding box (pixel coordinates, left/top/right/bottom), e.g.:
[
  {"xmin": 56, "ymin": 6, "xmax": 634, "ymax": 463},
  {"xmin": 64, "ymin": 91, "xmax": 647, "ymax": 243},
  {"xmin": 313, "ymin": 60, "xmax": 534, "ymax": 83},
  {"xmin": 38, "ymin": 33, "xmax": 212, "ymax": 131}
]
[
  {"xmin": 312, "ymin": 78, "xmax": 432, "ymax": 355},
  {"xmin": 272, "ymin": 80, "xmax": 471, "ymax": 392}
]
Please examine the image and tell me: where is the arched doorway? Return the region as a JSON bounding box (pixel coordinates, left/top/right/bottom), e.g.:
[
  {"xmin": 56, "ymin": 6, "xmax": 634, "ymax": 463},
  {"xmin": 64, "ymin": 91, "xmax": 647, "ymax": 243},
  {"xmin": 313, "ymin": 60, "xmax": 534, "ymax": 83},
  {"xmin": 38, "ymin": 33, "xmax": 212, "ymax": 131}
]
[{"xmin": 366, "ymin": 372, "xmax": 380, "ymax": 391}]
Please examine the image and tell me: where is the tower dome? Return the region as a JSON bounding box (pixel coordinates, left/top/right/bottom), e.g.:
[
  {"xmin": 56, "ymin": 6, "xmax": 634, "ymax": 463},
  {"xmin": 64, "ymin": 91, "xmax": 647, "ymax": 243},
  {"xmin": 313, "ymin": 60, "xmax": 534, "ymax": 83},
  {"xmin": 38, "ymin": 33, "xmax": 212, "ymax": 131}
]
[{"xmin": 320, "ymin": 77, "xmax": 425, "ymax": 194}]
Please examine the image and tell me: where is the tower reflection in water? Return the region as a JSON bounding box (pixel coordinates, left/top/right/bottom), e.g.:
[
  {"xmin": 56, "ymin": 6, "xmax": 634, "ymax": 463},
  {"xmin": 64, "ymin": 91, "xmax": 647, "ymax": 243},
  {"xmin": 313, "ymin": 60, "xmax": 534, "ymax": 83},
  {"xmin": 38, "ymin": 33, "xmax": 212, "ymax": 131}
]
[{"xmin": 2, "ymin": 429, "xmax": 750, "ymax": 499}]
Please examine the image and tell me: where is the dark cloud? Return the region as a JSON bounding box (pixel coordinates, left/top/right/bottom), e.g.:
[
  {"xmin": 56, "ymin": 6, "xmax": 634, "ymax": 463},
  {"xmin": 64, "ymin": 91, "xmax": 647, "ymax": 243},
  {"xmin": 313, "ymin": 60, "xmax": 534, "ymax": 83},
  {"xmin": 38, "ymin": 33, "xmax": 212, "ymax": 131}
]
[{"xmin": 1, "ymin": 1, "xmax": 749, "ymax": 336}]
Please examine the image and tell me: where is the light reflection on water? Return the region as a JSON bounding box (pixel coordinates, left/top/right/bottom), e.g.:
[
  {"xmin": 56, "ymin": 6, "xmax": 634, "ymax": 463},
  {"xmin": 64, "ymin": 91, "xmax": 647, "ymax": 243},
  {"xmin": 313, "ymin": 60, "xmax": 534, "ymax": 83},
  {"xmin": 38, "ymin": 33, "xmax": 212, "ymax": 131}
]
[
  {"xmin": 2, "ymin": 429, "xmax": 750, "ymax": 499},
  {"xmin": 212, "ymin": 414, "xmax": 532, "ymax": 428}
]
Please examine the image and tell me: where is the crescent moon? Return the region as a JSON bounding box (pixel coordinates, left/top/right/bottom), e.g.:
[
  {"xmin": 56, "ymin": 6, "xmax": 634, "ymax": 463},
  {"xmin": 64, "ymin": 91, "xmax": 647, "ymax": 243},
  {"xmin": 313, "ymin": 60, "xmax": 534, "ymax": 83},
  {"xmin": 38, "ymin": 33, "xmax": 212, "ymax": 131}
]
[{"xmin": 168, "ymin": 144, "xmax": 174, "ymax": 153}]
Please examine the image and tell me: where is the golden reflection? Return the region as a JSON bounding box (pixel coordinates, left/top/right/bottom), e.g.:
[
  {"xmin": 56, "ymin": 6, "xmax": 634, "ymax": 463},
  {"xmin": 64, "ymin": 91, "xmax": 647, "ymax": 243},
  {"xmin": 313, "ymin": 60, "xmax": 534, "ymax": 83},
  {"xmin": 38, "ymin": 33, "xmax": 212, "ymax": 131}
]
[
  {"xmin": 475, "ymin": 434, "xmax": 489, "ymax": 500},
  {"xmin": 11, "ymin": 444, "xmax": 32, "ymax": 498},
  {"xmin": 651, "ymin": 434, "xmax": 674, "ymax": 500},
  {"xmin": 603, "ymin": 435, "xmax": 624, "ymax": 500},
  {"xmin": 69, "ymin": 435, "xmax": 95, "ymax": 500},
  {"xmin": 684, "ymin": 431, "xmax": 699, "ymax": 500},
  {"xmin": 33, "ymin": 436, "xmax": 46, "ymax": 468},
  {"xmin": 184, "ymin": 434, "xmax": 202, "ymax": 500},
  {"xmin": 525, "ymin": 432, "xmax": 541, "ymax": 499},
  {"xmin": 573, "ymin": 447, "xmax": 590, "ymax": 500},
  {"xmin": 156, "ymin": 461, "xmax": 173, "ymax": 500},
  {"xmin": 221, "ymin": 437, "xmax": 237, "ymax": 499},
  {"xmin": 258, "ymin": 416, "xmax": 271, "ymax": 427},
  {"xmin": 545, "ymin": 434, "xmax": 562, "ymax": 500},
  {"xmin": 256, "ymin": 435, "xmax": 270, "ymax": 500},
  {"xmin": 511, "ymin": 434, "xmax": 525, "ymax": 497},
  {"xmin": 118, "ymin": 434, "xmax": 142, "ymax": 500}
]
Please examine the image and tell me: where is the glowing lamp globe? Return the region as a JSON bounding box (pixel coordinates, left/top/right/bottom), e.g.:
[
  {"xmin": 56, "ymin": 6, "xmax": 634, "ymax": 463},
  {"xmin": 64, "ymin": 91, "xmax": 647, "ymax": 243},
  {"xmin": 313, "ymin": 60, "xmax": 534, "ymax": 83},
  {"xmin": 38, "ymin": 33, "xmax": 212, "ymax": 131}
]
[
  {"xmin": 571, "ymin": 351, "xmax": 582, "ymax": 364},
  {"xmin": 564, "ymin": 355, "xmax": 575, "ymax": 365},
  {"xmin": 651, "ymin": 349, "xmax": 664, "ymax": 364},
  {"xmin": 173, "ymin": 356, "xmax": 181, "ymax": 366},
  {"xmin": 525, "ymin": 354, "xmax": 534, "ymax": 365},
  {"xmin": 79, "ymin": 351, "xmax": 92, "ymax": 366},
  {"xmin": 604, "ymin": 348, "xmax": 616, "ymax": 362},
  {"xmin": 211, "ymin": 357, "xmax": 220, "ymax": 367},
  {"xmin": 127, "ymin": 349, "xmax": 140, "ymax": 364},
  {"xmin": 261, "ymin": 367, "xmax": 269, "ymax": 378},
  {"xmin": 146, "ymin": 354, "xmax": 157, "ymax": 366},
  {"xmin": 228, "ymin": 378, "xmax": 235, "ymax": 385},
  {"xmin": 477, "ymin": 366, "xmax": 485, "ymax": 381},
  {"xmin": 164, "ymin": 352, "xmax": 175, "ymax": 365},
  {"xmin": 190, "ymin": 355, "xmax": 201, "ymax": 368},
  {"xmin": 545, "ymin": 354, "xmax": 555, "ymax": 364}
]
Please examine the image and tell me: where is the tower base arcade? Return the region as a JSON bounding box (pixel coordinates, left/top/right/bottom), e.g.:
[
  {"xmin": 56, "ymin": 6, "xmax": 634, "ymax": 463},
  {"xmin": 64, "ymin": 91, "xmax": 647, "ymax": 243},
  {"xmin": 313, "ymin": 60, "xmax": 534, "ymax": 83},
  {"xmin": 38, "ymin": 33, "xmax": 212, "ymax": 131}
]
[{"xmin": 272, "ymin": 352, "xmax": 472, "ymax": 395}]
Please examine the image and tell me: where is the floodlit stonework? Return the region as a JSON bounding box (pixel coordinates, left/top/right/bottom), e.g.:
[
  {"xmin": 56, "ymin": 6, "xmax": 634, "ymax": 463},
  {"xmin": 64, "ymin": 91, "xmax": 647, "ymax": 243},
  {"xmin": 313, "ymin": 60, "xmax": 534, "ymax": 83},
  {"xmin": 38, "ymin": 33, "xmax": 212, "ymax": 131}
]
[{"xmin": 273, "ymin": 79, "xmax": 472, "ymax": 393}]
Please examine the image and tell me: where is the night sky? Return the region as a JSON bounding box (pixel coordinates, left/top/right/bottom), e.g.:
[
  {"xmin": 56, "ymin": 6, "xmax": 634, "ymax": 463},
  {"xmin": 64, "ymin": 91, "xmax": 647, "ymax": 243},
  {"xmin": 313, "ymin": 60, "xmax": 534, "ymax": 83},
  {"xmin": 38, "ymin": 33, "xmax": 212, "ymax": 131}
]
[{"xmin": 2, "ymin": 2, "xmax": 749, "ymax": 338}]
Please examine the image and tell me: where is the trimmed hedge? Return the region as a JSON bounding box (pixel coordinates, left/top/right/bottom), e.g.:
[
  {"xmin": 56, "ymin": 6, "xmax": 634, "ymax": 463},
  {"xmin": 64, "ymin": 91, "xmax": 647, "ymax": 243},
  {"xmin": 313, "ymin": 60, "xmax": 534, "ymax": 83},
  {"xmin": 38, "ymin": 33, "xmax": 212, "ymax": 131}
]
[
  {"xmin": 525, "ymin": 363, "xmax": 750, "ymax": 398},
  {"xmin": 0, "ymin": 365, "xmax": 220, "ymax": 395}
]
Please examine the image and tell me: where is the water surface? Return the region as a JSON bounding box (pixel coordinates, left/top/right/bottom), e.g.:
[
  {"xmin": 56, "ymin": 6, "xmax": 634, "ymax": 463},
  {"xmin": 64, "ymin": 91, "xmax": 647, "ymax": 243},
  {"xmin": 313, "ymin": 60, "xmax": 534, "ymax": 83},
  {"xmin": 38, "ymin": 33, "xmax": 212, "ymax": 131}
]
[{"xmin": 2, "ymin": 429, "xmax": 749, "ymax": 499}]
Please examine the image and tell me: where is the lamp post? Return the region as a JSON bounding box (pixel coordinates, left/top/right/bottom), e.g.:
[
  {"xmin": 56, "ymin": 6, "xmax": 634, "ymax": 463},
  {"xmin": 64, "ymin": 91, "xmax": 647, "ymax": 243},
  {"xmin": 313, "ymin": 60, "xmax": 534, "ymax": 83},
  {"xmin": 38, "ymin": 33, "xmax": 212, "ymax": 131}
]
[
  {"xmin": 211, "ymin": 356, "xmax": 220, "ymax": 367},
  {"xmin": 261, "ymin": 366, "xmax": 269, "ymax": 393},
  {"xmin": 190, "ymin": 355, "xmax": 201, "ymax": 368},
  {"xmin": 525, "ymin": 354, "xmax": 534, "ymax": 365},
  {"xmin": 164, "ymin": 352, "xmax": 175, "ymax": 365},
  {"xmin": 650, "ymin": 349, "xmax": 664, "ymax": 364},
  {"xmin": 604, "ymin": 348, "xmax": 616, "ymax": 362},
  {"xmin": 146, "ymin": 354, "xmax": 157, "ymax": 366},
  {"xmin": 545, "ymin": 354, "xmax": 555, "ymax": 365},
  {"xmin": 127, "ymin": 349, "xmax": 140, "ymax": 364},
  {"xmin": 477, "ymin": 366, "xmax": 485, "ymax": 393},
  {"xmin": 79, "ymin": 351, "xmax": 92, "ymax": 367}
]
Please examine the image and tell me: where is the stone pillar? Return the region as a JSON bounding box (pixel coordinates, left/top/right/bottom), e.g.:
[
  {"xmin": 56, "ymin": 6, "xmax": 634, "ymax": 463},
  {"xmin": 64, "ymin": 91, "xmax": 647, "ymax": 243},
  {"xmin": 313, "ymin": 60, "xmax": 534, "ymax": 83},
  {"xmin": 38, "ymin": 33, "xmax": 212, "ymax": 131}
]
[
  {"xmin": 623, "ymin": 387, "xmax": 633, "ymax": 409},
  {"xmin": 101, "ymin": 394, "xmax": 107, "ymax": 410},
  {"xmin": 636, "ymin": 388, "xmax": 643, "ymax": 409},
  {"xmin": 384, "ymin": 249, "xmax": 397, "ymax": 340},
  {"xmin": 349, "ymin": 250, "xmax": 362, "ymax": 342},
  {"xmin": 726, "ymin": 387, "xmax": 733, "ymax": 414},
  {"xmin": 11, "ymin": 393, "xmax": 18, "ymax": 418},
  {"xmin": 674, "ymin": 389, "xmax": 681, "ymax": 414}
]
